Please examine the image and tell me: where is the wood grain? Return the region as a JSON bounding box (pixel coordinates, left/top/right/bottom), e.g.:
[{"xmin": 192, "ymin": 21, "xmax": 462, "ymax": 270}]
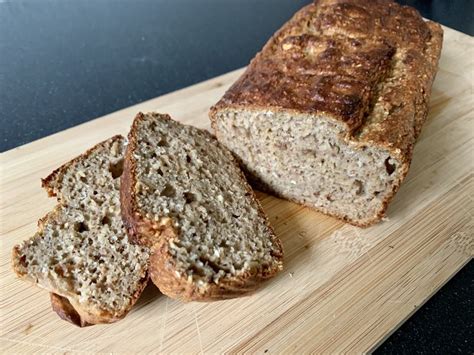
[{"xmin": 1, "ymin": 26, "xmax": 472, "ymax": 353}]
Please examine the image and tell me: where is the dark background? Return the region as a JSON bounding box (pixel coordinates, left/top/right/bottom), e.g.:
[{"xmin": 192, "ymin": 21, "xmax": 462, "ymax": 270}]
[{"xmin": 0, "ymin": 1, "xmax": 472, "ymax": 353}]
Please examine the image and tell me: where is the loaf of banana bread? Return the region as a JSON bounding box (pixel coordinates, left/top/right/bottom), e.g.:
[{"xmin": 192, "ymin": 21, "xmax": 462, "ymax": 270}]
[{"xmin": 210, "ymin": 0, "xmax": 443, "ymax": 226}]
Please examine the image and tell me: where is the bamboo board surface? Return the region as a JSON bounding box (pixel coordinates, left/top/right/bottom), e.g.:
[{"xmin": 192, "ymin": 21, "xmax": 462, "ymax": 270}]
[{"xmin": 1, "ymin": 25, "xmax": 473, "ymax": 354}]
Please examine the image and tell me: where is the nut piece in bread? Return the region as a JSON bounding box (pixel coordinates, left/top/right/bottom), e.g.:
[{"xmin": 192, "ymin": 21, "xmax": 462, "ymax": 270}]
[{"xmin": 121, "ymin": 112, "xmax": 283, "ymax": 301}]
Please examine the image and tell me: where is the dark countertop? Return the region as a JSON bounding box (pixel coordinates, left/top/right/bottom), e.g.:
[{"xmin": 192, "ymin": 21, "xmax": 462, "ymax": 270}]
[{"xmin": 0, "ymin": 1, "xmax": 472, "ymax": 353}]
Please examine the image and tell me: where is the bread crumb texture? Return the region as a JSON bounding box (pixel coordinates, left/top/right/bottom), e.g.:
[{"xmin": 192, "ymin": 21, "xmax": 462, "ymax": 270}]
[
  {"xmin": 131, "ymin": 114, "xmax": 282, "ymax": 287},
  {"xmin": 211, "ymin": 0, "xmax": 443, "ymax": 226},
  {"xmin": 13, "ymin": 137, "xmax": 149, "ymax": 318}
]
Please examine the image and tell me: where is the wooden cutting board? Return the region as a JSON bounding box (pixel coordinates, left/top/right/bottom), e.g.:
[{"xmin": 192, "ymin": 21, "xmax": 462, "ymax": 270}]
[{"xmin": 1, "ymin": 25, "xmax": 472, "ymax": 354}]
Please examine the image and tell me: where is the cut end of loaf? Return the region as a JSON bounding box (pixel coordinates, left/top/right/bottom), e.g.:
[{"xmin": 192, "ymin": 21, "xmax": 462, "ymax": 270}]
[
  {"xmin": 209, "ymin": 0, "xmax": 443, "ymax": 226},
  {"xmin": 123, "ymin": 113, "xmax": 283, "ymax": 299},
  {"xmin": 12, "ymin": 136, "xmax": 149, "ymax": 323},
  {"xmin": 212, "ymin": 109, "xmax": 404, "ymax": 226}
]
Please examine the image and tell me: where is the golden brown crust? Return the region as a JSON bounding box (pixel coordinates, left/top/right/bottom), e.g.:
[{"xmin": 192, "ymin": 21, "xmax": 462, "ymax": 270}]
[
  {"xmin": 48, "ymin": 287, "xmax": 145, "ymax": 326},
  {"xmin": 50, "ymin": 293, "xmax": 91, "ymax": 327},
  {"xmin": 121, "ymin": 112, "xmax": 283, "ymax": 301},
  {"xmin": 120, "ymin": 114, "xmax": 148, "ymax": 246},
  {"xmin": 120, "ymin": 113, "xmax": 174, "ymax": 248},
  {"xmin": 210, "ymin": 0, "xmax": 443, "ymax": 226},
  {"xmin": 149, "ymin": 239, "xmax": 269, "ymax": 301},
  {"xmin": 211, "ymin": 1, "xmax": 443, "ymax": 154}
]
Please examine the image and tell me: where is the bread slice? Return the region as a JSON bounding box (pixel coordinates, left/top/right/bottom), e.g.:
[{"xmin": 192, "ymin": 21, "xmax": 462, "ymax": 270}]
[
  {"xmin": 210, "ymin": 0, "xmax": 443, "ymax": 227},
  {"xmin": 12, "ymin": 136, "xmax": 149, "ymax": 326},
  {"xmin": 121, "ymin": 112, "xmax": 283, "ymax": 301}
]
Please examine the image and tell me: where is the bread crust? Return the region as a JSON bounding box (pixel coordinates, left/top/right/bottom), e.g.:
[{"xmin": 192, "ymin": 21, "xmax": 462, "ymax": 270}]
[
  {"xmin": 210, "ymin": 0, "xmax": 443, "ymax": 227},
  {"xmin": 50, "ymin": 293, "xmax": 92, "ymax": 327},
  {"xmin": 12, "ymin": 136, "xmax": 149, "ymax": 326},
  {"xmin": 121, "ymin": 112, "xmax": 283, "ymax": 301}
]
